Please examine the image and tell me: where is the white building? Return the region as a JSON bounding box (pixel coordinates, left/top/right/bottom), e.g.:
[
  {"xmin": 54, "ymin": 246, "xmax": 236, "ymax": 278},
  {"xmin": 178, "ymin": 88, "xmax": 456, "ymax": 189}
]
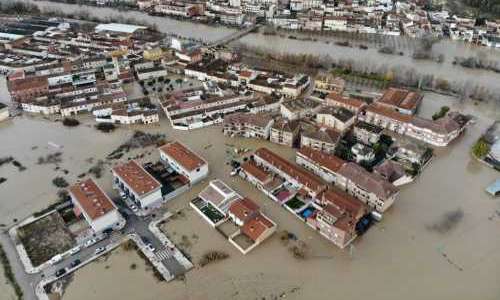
[
  {"xmin": 69, "ymin": 178, "xmax": 125, "ymax": 233},
  {"xmin": 159, "ymin": 141, "xmax": 208, "ymax": 184},
  {"xmin": 112, "ymin": 160, "xmax": 163, "ymax": 210}
]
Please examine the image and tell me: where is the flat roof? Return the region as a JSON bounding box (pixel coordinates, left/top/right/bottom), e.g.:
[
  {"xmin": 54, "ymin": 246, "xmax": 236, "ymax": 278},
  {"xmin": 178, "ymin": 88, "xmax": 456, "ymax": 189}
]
[
  {"xmin": 69, "ymin": 178, "xmax": 116, "ymax": 221},
  {"xmin": 95, "ymin": 23, "xmax": 147, "ymax": 34},
  {"xmin": 112, "ymin": 160, "xmax": 161, "ymax": 196},
  {"xmin": 159, "ymin": 141, "xmax": 206, "ymax": 172},
  {"xmin": 486, "ymin": 179, "xmax": 500, "ymax": 196}
]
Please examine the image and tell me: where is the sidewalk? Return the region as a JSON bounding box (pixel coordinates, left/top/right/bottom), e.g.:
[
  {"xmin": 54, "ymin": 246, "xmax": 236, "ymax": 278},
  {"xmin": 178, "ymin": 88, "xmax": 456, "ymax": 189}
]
[{"xmin": 149, "ymin": 212, "xmax": 194, "ymax": 271}]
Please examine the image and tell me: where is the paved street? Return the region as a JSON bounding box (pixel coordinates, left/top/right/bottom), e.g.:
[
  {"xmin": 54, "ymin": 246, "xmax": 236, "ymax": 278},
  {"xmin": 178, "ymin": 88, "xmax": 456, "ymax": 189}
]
[{"xmin": 0, "ymin": 202, "xmax": 188, "ymax": 300}]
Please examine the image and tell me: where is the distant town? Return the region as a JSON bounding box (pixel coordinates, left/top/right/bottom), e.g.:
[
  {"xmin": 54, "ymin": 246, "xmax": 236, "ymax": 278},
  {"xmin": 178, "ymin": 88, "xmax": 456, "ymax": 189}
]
[
  {"xmin": 14, "ymin": 0, "xmax": 500, "ymax": 49},
  {"xmin": 0, "ymin": 4, "xmax": 498, "ymax": 300}
]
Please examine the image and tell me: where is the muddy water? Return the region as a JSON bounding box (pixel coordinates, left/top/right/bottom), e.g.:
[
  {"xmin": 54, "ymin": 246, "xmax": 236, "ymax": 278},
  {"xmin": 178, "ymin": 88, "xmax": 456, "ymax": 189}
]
[
  {"xmin": 51, "ymin": 96, "xmax": 500, "ymax": 300},
  {"xmin": 21, "ymin": 0, "xmax": 500, "ymax": 95},
  {"xmin": 1, "ymin": 70, "xmax": 500, "ymax": 299},
  {"xmin": 29, "ymin": 0, "xmax": 236, "ymax": 42}
]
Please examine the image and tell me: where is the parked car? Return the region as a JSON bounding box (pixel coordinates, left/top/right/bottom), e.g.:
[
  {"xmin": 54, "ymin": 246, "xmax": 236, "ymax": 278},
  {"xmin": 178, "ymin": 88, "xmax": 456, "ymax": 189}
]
[
  {"xmin": 95, "ymin": 247, "xmax": 106, "ymax": 255},
  {"xmin": 69, "ymin": 246, "xmax": 81, "ymax": 256},
  {"xmin": 146, "ymin": 243, "xmax": 155, "ymax": 252},
  {"xmin": 130, "ymin": 204, "xmax": 139, "ymax": 212},
  {"xmin": 230, "ymin": 167, "xmax": 241, "ymax": 176},
  {"xmin": 84, "ymin": 239, "xmax": 97, "ymax": 248},
  {"xmin": 55, "ymin": 268, "xmax": 66, "ymax": 277},
  {"xmin": 70, "ymin": 259, "xmax": 81, "ymax": 268},
  {"xmin": 49, "ymin": 254, "xmax": 63, "ymax": 265}
]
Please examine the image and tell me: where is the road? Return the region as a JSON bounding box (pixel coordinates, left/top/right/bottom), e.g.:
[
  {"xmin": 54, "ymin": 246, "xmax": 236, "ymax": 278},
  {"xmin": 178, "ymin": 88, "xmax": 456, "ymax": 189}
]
[{"xmin": 0, "ymin": 202, "xmax": 187, "ymax": 300}]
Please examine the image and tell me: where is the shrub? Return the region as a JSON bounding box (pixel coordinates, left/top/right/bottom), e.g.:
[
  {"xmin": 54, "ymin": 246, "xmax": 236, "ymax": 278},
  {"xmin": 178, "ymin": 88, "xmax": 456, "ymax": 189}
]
[
  {"xmin": 432, "ymin": 106, "xmax": 450, "ymax": 120},
  {"xmin": 95, "ymin": 123, "xmax": 116, "ymax": 133},
  {"xmin": 62, "ymin": 118, "xmax": 80, "ymax": 127},
  {"xmin": 52, "ymin": 177, "xmax": 69, "ymax": 188},
  {"xmin": 472, "ymin": 138, "xmax": 490, "ymax": 158},
  {"xmin": 121, "ymin": 240, "xmax": 137, "ymax": 251},
  {"xmin": 199, "ymin": 250, "xmax": 229, "ymax": 267},
  {"xmin": 0, "ymin": 244, "xmax": 23, "ymax": 300}
]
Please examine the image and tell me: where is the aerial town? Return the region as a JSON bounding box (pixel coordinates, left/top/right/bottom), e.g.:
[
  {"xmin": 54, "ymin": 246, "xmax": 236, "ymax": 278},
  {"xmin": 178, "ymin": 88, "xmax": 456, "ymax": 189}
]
[{"xmin": 0, "ymin": 0, "xmax": 499, "ymax": 299}]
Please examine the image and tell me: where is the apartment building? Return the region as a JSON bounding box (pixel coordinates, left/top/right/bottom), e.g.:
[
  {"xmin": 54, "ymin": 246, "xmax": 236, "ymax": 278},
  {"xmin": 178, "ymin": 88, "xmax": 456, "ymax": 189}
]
[
  {"xmin": 336, "ymin": 162, "xmax": 399, "ymax": 213},
  {"xmin": 112, "ymin": 160, "xmax": 163, "ymax": 210},
  {"xmin": 296, "ymin": 147, "xmax": 346, "ymax": 184},
  {"xmin": 69, "ymin": 178, "xmax": 125, "ymax": 233},
  {"xmin": 159, "ymin": 141, "xmax": 209, "ymax": 184},
  {"xmin": 222, "ymin": 112, "xmax": 274, "ymax": 139}
]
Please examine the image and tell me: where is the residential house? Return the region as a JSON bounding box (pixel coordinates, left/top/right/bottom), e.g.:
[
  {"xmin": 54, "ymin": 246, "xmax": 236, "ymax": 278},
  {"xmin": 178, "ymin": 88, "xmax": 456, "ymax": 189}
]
[
  {"xmin": 314, "ymin": 188, "xmax": 368, "ymax": 248},
  {"xmin": 314, "ymin": 73, "xmax": 346, "ymax": 94},
  {"xmin": 326, "ymin": 93, "xmax": 367, "ymax": 113},
  {"xmin": 296, "ymin": 147, "xmax": 346, "ymax": 184},
  {"xmin": 300, "ymin": 125, "xmax": 341, "ymax": 155},
  {"xmin": 223, "ymin": 112, "xmax": 274, "ymax": 139},
  {"xmin": 316, "ymin": 106, "xmax": 356, "ymax": 132},
  {"xmin": 406, "ymin": 112, "xmax": 468, "ymax": 147},
  {"xmin": 376, "ymin": 88, "xmax": 423, "ymax": 115},
  {"xmin": 254, "ymin": 147, "xmax": 327, "ymax": 198},
  {"xmin": 112, "ymin": 160, "xmax": 163, "ymax": 210},
  {"xmin": 351, "ymin": 143, "xmax": 376, "ymax": 163},
  {"xmin": 359, "ymin": 103, "xmax": 412, "ymax": 135},
  {"xmin": 373, "ymin": 160, "xmax": 409, "ymax": 186},
  {"xmin": 280, "ymin": 98, "xmax": 321, "ymax": 120},
  {"xmin": 270, "ymin": 118, "xmax": 301, "ymax": 147},
  {"xmin": 69, "ymin": 178, "xmax": 125, "ymax": 233},
  {"xmin": 336, "ymin": 162, "xmax": 399, "ymax": 212},
  {"xmin": 159, "ymin": 141, "xmax": 208, "ymax": 184},
  {"xmin": 353, "ymin": 121, "xmax": 384, "ymax": 145}
]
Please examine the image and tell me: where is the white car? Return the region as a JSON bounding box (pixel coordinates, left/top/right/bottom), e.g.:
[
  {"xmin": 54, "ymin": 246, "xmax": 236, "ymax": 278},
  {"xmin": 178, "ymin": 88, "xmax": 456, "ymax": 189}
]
[
  {"xmin": 84, "ymin": 239, "xmax": 97, "ymax": 248},
  {"xmin": 146, "ymin": 243, "xmax": 155, "ymax": 252},
  {"xmin": 95, "ymin": 247, "xmax": 106, "ymax": 255},
  {"xmin": 68, "ymin": 246, "xmax": 81, "ymax": 256},
  {"xmin": 130, "ymin": 204, "xmax": 139, "ymax": 212}
]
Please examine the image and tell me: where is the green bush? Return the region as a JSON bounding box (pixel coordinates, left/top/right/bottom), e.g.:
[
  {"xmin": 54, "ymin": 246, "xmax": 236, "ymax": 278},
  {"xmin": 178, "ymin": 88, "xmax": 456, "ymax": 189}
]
[{"xmin": 472, "ymin": 138, "xmax": 490, "ymax": 158}]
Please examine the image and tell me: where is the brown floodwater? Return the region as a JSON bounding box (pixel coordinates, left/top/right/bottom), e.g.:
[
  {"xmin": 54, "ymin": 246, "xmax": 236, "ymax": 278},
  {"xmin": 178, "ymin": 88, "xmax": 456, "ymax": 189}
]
[{"xmin": 1, "ymin": 74, "xmax": 499, "ymax": 299}]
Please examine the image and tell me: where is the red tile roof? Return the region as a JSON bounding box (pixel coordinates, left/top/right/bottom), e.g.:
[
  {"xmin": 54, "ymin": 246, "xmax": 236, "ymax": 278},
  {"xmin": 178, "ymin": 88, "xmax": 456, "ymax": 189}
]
[
  {"xmin": 9, "ymin": 76, "xmax": 48, "ymax": 92},
  {"xmin": 112, "ymin": 160, "xmax": 161, "ymax": 196},
  {"xmin": 297, "ymin": 147, "xmax": 346, "ymax": 173},
  {"xmin": 365, "ymin": 103, "xmax": 413, "ymax": 123},
  {"xmin": 326, "ymin": 92, "xmax": 365, "ymax": 108},
  {"xmin": 69, "ymin": 178, "xmax": 116, "ymax": 220},
  {"xmin": 228, "ymin": 198, "xmax": 260, "ymax": 222},
  {"xmin": 241, "ymin": 160, "xmax": 271, "ymax": 184},
  {"xmin": 378, "ymin": 88, "xmax": 422, "ymax": 111},
  {"xmin": 255, "ymin": 147, "xmax": 326, "ymax": 195},
  {"xmin": 241, "ymin": 213, "xmax": 274, "ymax": 242},
  {"xmin": 338, "ymin": 162, "xmax": 399, "ymax": 200},
  {"xmin": 319, "ymin": 188, "xmax": 368, "ymax": 232},
  {"xmin": 159, "ymin": 141, "xmax": 206, "ymax": 172}
]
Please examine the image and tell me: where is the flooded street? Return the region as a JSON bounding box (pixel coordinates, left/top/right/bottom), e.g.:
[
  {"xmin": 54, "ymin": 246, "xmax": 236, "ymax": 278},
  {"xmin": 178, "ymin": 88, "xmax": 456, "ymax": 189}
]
[
  {"xmin": 1, "ymin": 71, "xmax": 499, "ymax": 299},
  {"xmin": 1, "ymin": 5, "xmax": 500, "ymax": 297}
]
